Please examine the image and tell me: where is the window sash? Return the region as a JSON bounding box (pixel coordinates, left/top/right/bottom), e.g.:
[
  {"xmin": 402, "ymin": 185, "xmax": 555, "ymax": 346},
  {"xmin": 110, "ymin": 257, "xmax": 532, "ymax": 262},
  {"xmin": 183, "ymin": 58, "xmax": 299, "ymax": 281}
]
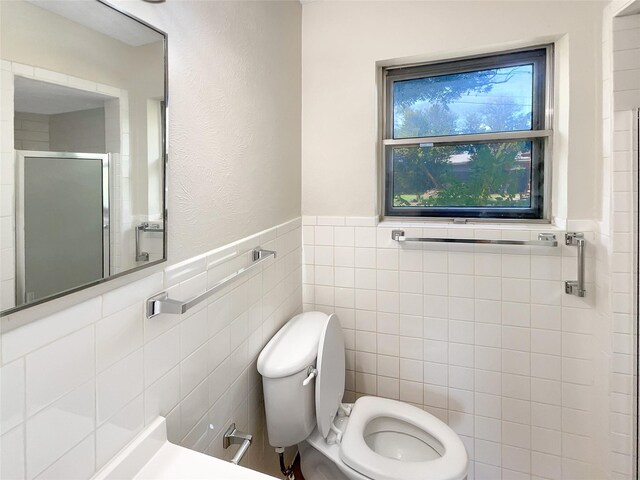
[
  {"xmin": 382, "ymin": 46, "xmax": 551, "ymax": 220},
  {"xmin": 382, "ymin": 129, "xmax": 551, "ymax": 147},
  {"xmin": 384, "ymin": 137, "xmax": 546, "ymax": 219},
  {"xmin": 384, "ymin": 47, "xmax": 550, "ymax": 140}
]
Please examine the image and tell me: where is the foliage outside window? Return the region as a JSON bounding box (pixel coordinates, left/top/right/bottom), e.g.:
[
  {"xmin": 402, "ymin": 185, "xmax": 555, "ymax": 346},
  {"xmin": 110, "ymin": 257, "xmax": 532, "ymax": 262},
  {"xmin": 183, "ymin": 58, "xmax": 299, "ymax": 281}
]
[{"xmin": 383, "ymin": 47, "xmax": 551, "ymax": 219}]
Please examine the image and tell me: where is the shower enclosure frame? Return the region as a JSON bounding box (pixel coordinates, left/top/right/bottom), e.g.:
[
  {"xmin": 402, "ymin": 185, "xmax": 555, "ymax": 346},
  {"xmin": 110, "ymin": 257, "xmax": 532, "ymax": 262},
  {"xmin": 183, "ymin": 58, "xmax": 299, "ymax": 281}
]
[
  {"xmin": 635, "ymin": 109, "xmax": 639, "ymax": 479},
  {"xmin": 14, "ymin": 150, "xmax": 111, "ymax": 305}
]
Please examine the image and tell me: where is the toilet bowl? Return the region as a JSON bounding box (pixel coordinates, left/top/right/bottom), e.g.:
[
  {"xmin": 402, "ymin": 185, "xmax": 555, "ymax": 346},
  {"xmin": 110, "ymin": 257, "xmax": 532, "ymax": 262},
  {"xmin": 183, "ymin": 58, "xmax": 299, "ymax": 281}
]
[
  {"xmin": 301, "ymin": 396, "xmax": 467, "ymax": 480},
  {"xmin": 257, "ymin": 311, "xmax": 468, "ymax": 480}
]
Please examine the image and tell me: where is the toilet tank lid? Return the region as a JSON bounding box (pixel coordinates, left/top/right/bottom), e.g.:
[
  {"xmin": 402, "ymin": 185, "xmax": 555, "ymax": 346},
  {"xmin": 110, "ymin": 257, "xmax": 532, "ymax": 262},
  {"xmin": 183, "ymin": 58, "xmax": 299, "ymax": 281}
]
[{"xmin": 257, "ymin": 311, "xmax": 328, "ymax": 379}]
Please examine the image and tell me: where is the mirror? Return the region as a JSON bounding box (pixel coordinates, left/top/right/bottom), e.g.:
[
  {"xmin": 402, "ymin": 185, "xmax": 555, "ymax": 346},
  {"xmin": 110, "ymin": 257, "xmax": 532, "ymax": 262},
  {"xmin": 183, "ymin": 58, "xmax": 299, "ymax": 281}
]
[{"xmin": 0, "ymin": 0, "xmax": 167, "ymax": 314}]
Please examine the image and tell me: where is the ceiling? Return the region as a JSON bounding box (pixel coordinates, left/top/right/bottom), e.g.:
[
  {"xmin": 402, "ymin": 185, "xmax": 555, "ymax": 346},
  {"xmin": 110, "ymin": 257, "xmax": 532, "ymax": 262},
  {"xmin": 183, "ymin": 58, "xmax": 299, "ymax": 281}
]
[
  {"xmin": 14, "ymin": 77, "xmax": 114, "ymax": 115},
  {"xmin": 26, "ymin": 0, "xmax": 163, "ymax": 47}
]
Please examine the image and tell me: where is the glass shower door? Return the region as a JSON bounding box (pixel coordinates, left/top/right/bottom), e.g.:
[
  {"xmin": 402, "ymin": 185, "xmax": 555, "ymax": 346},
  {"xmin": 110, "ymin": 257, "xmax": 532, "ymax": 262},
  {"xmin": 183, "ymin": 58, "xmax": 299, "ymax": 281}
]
[{"xmin": 16, "ymin": 151, "xmax": 109, "ymax": 303}]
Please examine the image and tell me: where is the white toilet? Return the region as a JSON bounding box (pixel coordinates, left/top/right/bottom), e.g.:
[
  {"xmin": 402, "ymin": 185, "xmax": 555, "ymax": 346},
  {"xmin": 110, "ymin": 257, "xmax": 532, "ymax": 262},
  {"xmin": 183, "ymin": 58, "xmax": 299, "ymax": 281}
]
[{"xmin": 257, "ymin": 311, "xmax": 468, "ymax": 480}]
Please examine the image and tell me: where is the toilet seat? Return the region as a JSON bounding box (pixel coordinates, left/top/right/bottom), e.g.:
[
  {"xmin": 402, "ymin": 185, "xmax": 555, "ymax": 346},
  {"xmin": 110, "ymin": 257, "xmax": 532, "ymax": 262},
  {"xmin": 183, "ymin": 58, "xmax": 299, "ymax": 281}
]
[
  {"xmin": 338, "ymin": 396, "xmax": 468, "ymax": 480},
  {"xmin": 306, "ymin": 313, "xmax": 467, "ymax": 480}
]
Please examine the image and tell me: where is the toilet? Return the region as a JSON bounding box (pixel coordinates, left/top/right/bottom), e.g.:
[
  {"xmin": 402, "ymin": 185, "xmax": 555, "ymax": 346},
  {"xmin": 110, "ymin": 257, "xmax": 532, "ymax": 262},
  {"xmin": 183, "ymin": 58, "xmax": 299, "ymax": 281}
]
[{"xmin": 257, "ymin": 311, "xmax": 468, "ymax": 480}]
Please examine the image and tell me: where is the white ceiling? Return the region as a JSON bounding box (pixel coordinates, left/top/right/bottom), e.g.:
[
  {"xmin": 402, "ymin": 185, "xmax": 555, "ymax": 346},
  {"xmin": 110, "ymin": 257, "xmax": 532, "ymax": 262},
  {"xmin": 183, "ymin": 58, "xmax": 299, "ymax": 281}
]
[
  {"xmin": 14, "ymin": 77, "xmax": 113, "ymax": 115},
  {"xmin": 26, "ymin": 0, "xmax": 163, "ymax": 47}
]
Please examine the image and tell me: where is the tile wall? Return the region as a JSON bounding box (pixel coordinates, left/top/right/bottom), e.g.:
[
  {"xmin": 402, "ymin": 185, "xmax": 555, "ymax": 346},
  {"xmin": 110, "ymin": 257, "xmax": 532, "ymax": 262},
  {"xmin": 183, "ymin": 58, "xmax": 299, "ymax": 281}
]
[
  {"xmin": 13, "ymin": 113, "xmax": 50, "ymax": 151},
  {"xmin": 598, "ymin": 10, "xmax": 640, "ymax": 479},
  {"xmin": 0, "ymin": 217, "xmax": 302, "ymax": 479},
  {"xmin": 302, "ymin": 216, "xmax": 600, "ymax": 479}
]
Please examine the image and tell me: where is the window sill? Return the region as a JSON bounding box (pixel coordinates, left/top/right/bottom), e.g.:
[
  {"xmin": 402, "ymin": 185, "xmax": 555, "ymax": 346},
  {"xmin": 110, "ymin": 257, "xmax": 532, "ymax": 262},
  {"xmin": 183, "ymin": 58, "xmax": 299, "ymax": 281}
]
[{"xmin": 378, "ymin": 218, "xmax": 564, "ymax": 232}]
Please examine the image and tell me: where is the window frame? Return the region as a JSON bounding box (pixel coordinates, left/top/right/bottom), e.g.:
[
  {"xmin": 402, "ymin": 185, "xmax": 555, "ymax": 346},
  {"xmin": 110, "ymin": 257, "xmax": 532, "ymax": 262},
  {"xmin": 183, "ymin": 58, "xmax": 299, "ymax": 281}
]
[{"xmin": 382, "ymin": 45, "xmax": 553, "ymax": 221}]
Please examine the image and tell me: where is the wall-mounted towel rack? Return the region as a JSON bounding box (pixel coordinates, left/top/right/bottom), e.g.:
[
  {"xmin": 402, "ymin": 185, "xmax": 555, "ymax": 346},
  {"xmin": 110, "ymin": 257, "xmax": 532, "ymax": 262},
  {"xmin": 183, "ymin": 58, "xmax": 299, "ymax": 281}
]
[
  {"xmin": 565, "ymin": 232, "xmax": 586, "ymax": 297},
  {"xmin": 391, "ymin": 229, "xmax": 558, "ymax": 247},
  {"xmin": 146, "ymin": 247, "xmax": 276, "ymax": 318},
  {"xmin": 135, "ymin": 222, "xmax": 164, "ymax": 262}
]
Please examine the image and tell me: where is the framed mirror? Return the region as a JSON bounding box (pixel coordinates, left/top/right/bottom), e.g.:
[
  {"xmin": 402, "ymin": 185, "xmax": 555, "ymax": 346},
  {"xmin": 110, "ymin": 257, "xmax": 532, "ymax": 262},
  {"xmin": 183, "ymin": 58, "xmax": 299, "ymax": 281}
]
[{"xmin": 0, "ymin": 0, "xmax": 167, "ymax": 315}]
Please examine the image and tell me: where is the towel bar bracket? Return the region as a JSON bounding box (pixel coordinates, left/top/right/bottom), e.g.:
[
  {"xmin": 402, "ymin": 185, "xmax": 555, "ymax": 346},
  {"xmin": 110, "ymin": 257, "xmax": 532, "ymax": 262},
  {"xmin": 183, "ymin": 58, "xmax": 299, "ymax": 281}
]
[
  {"xmin": 565, "ymin": 232, "xmax": 586, "ymax": 297},
  {"xmin": 223, "ymin": 423, "xmax": 252, "ymax": 465},
  {"xmin": 145, "ymin": 247, "xmax": 276, "ymax": 319}
]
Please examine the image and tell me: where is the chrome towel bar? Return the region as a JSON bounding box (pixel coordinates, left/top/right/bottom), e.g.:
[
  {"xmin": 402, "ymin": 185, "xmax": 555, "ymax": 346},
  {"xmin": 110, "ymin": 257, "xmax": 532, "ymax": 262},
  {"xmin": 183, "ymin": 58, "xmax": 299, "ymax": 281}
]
[
  {"xmin": 391, "ymin": 229, "xmax": 558, "ymax": 247},
  {"xmin": 146, "ymin": 248, "xmax": 276, "ymax": 319}
]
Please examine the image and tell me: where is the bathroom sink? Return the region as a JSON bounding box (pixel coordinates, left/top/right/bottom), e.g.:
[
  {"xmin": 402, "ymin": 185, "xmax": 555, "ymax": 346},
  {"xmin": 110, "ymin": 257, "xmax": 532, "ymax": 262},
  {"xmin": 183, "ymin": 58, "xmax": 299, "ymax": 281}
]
[{"xmin": 92, "ymin": 417, "xmax": 277, "ymax": 480}]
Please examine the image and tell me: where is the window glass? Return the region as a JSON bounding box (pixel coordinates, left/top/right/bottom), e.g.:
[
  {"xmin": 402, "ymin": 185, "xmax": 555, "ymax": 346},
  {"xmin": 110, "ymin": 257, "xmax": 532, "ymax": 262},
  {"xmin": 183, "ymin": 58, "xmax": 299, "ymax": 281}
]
[
  {"xmin": 391, "ymin": 140, "xmax": 534, "ymax": 209},
  {"xmin": 393, "ymin": 65, "xmax": 534, "ymax": 138}
]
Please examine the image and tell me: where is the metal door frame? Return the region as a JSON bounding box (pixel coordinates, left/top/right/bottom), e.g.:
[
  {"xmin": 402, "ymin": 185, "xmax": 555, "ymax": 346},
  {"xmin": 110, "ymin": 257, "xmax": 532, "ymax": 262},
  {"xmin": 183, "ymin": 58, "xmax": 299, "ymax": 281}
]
[{"xmin": 15, "ymin": 151, "xmax": 110, "ymax": 305}]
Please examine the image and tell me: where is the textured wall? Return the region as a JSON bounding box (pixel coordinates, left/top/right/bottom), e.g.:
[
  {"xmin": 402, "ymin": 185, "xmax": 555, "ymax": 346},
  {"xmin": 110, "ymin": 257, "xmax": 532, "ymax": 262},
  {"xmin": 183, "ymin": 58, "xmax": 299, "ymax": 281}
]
[{"xmin": 113, "ymin": 0, "xmax": 302, "ymax": 263}]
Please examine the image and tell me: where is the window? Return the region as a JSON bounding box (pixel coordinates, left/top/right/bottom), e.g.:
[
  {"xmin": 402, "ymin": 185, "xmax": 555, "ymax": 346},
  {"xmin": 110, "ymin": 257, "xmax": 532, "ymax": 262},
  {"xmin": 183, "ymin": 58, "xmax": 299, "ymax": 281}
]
[{"xmin": 383, "ymin": 46, "xmax": 551, "ymax": 219}]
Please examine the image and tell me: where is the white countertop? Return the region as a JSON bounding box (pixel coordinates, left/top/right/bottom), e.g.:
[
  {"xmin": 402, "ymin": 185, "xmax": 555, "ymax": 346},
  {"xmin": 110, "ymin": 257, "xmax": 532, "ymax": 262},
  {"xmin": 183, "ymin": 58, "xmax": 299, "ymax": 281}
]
[{"xmin": 92, "ymin": 417, "xmax": 278, "ymax": 480}]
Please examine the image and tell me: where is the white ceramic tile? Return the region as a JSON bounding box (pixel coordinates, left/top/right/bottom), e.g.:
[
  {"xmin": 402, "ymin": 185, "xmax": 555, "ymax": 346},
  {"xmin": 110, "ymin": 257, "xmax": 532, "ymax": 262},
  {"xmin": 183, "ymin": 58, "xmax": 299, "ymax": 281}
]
[
  {"xmin": 180, "ymin": 343, "xmax": 209, "ymax": 399},
  {"xmin": 26, "ymin": 381, "xmax": 95, "ymax": 479},
  {"xmin": 144, "ymin": 326, "xmax": 180, "ymax": 387},
  {"xmin": 377, "ymin": 376, "xmax": 399, "ymax": 399},
  {"xmin": 0, "ymin": 358, "xmax": 24, "ymax": 435},
  {"xmin": 356, "ymin": 309, "xmax": 376, "ymax": 332},
  {"xmin": 96, "ymin": 303, "xmax": 143, "ymax": 372},
  {"xmin": 1, "ymin": 426, "xmax": 25, "ymax": 480},
  {"xmin": 143, "ymin": 366, "xmax": 180, "ymax": 424},
  {"xmin": 26, "ymin": 326, "xmax": 95, "ymax": 416},
  {"xmin": 353, "ymin": 248, "xmax": 376, "ymax": 269},
  {"xmin": 95, "ymin": 395, "xmax": 144, "ymax": 469},
  {"xmin": 377, "ymin": 249, "xmax": 398, "ymax": 270},
  {"xmin": 102, "ymin": 272, "xmax": 163, "ymax": 317},
  {"xmin": 474, "ymin": 346, "xmax": 501, "ymax": 372},
  {"xmin": 502, "ymin": 279, "xmax": 530, "ymax": 304},
  {"xmin": 314, "ymin": 226, "xmax": 333, "ymax": 246},
  {"xmin": 448, "ymin": 297, "xmax": 474, "ymax": 321},
  {"xmin": 354, "ymin": 227, "xmax": 376, "ymax": 248},
  {"xmin": 334, "ymin": 227, "xmax": 354, "ymax": 247},
  {"xmin": 34, "ymin": 433, "xmax": 95, "ymax": 480},
  {"xmin": 97, "ymin": 350, "xmax": 143, "ymax": 425},
  {"xmin": 2, "ymin": 297, "xmax": 100, "ymax": 363},
  {"xmin": 165, "ymin": 255, "xmax": 207, "ymax": 288},
  {"xmin": 423, "ymin": 340, "xmax": 448, "ymax": 369},
  {"xmin": 180, "ymin": 307, "xmax": 208, "ymax": 359}
]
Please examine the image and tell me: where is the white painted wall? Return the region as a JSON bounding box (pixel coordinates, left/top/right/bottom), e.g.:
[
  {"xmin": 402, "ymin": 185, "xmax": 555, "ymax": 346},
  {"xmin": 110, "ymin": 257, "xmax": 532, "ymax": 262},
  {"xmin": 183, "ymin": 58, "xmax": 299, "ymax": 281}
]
[
  {"xmin": 302, "ymin": 1, "xmax": 604, "ymax": 223},
  {"xmin": 49, "ymin": 107, "xmax": 106, "ymax": 153}
]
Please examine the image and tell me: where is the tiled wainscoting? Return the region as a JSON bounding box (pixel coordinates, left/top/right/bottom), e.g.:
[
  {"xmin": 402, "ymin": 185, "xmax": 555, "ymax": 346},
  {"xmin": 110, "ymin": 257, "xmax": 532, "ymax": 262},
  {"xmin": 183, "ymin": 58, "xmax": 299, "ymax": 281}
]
[
  {"xmin": 598, "ymin": 10, "xmax": 640, "ymax": 479},
  {"xmin": 0, "ymin": 218, "xmax": 302, "ymax": 479},
  {"xmin": 302, "ymin": 216, "xmax": 599, "ymax": 479}
]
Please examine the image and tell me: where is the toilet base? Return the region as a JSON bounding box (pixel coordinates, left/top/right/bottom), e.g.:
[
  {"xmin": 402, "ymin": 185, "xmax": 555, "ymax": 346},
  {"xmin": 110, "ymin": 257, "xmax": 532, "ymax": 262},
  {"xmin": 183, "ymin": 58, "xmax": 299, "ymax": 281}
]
[{"xmin": 299, "ymin": 441, "xmax": 350, "ymax": 480}]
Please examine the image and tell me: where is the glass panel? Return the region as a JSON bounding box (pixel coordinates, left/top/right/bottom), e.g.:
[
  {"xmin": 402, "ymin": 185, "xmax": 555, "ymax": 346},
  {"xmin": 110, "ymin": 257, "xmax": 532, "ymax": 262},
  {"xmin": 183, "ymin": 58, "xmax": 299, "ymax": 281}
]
[
  {"xmin": 393, "ymin": 65, "xmax": 534, "ymax": 138},
  {"xmin": 1, "ymin": 0, "xmax": 167, "ymax": 314},
  {"xmin": 391, "ymin": 141, "xmax": 533, "ymax": 208}
]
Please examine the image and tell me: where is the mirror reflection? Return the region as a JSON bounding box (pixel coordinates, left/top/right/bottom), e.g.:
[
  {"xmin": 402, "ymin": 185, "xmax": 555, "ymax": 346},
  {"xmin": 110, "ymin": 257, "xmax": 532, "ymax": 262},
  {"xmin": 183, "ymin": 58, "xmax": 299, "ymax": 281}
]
[{"xmin": 0, "ymin": 0, "xmax": 167, "ymax": 313}]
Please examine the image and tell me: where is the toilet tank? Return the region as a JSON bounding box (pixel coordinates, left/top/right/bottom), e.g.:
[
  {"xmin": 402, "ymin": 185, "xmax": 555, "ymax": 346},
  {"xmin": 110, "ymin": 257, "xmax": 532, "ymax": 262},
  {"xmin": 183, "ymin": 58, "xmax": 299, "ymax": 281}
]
[{"xmin": 257, "ymin": 311, "xmax": 328, "ymax": 448}]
